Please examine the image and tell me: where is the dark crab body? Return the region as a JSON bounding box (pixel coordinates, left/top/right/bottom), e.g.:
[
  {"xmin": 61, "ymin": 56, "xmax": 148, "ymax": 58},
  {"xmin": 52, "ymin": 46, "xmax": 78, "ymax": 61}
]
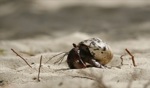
[{"xmin": 67, "ymin": 38, "xmax": 113, "ymax": 69}]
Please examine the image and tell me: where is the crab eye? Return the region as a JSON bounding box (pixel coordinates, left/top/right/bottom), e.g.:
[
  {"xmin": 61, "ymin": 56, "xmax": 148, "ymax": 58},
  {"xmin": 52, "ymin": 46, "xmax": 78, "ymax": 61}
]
[{"xmin": 101, "ymin": 51, "xmax": 104, "ymax": 54}]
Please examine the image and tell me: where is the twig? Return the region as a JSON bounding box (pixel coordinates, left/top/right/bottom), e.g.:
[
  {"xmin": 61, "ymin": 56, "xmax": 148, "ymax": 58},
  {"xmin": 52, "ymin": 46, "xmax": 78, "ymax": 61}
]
[
  {"xmin": 45, "ymin": 52, "xmax": 67, "ymax": 63},
  {"xmin": 120, "ymin": 55, "xmax": 125, "ymax": 65},
  {"xmin": 11, "ymin": 48, "xmax": 32, "ymax": 68},
  {"xmin": 125, "ymin": 48, "xmax": 136, "ymax": 67},
  {"xmin": 37, "ymin": 55, "xmax": 42, "ymax": 82}
]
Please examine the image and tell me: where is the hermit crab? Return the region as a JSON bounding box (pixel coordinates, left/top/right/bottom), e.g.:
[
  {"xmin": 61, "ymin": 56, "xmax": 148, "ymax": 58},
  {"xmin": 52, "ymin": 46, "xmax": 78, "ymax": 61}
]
[
  {"xmin": 44, "ymin": 38, "xmax": 113, "ymax": 69},
  {"xmin": 67, "ymin": 38, "xmax": 113, "ymax": 69}
]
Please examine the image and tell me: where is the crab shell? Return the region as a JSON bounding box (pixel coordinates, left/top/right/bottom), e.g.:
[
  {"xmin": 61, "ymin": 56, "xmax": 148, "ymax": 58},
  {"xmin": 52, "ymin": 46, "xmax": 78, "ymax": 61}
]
[{"xmin": 79, "ymin": 38, "xmax": 113, "ymax": 65}]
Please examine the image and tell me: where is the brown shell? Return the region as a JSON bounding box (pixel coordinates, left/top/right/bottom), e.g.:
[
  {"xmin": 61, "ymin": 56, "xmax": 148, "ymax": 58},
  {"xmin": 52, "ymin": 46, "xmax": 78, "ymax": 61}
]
[{"xmin": 79, "ymin": 38, "xmax": 113, "ymax": 65}]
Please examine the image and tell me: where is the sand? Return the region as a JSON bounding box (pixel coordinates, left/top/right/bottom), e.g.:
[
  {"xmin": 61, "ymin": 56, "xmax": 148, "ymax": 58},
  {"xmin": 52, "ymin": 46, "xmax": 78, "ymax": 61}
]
[
  {"xmin": 0, "ymin": 32, "xmax": 150, "ymax": 88},
  {"xmin": 1, "ymin": 1, "xmax": 150, "ymax": 88}
]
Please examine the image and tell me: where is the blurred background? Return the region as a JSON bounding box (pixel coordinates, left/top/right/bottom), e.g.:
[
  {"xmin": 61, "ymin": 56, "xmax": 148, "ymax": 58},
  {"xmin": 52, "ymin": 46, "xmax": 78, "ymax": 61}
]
[{"xmin": 0, "ymin": 0, "xmax": 150, "ymax": 41}]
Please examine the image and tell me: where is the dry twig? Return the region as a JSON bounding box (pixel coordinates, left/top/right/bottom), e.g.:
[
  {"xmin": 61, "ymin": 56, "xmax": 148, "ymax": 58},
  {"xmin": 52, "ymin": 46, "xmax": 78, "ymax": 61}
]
[
  {"xmin": 37, "ymin": 55, "xmax": 42, "ymax": 82},
  {"xmin": 11, "ymin": 48, "xmax": 32, "ymax": 68},
  {"xmin": 125, "ymin": 48, "xmax": 136, "ymax": 67}
]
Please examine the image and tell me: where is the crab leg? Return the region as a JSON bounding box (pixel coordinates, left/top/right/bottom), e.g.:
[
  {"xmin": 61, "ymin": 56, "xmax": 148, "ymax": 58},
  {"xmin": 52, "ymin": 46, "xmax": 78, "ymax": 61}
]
[
  {"xmin": 81, "ymin": 55, "xmax": 104, "ymax": 68},
  {"xmin": 72, "ymin": 43, "xmax": 86, "ymax": 67}
]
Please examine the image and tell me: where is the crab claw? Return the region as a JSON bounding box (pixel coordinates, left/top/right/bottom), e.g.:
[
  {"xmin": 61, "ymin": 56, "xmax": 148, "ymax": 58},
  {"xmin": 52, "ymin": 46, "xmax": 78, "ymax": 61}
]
[{"xmin": 67, "ymin": 45, "xmax": 87, "ymax": 69}]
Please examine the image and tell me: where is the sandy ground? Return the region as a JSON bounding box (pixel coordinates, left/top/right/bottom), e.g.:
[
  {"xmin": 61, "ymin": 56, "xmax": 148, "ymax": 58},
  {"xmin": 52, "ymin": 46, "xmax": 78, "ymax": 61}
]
[
  {"xmin": 0, "ymin": 32, "xmax": 150, "ymax": 88},
  {"xmin": 1, "ymin": 1, "xmax": 150, "ymax": 88}
]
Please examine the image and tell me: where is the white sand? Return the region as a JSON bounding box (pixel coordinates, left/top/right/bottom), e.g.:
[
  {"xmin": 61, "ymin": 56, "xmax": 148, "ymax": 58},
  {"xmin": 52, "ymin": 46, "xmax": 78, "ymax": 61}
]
[{"xmin": 0, "ymin": 32, "xmax": 150, "ymax": 88}]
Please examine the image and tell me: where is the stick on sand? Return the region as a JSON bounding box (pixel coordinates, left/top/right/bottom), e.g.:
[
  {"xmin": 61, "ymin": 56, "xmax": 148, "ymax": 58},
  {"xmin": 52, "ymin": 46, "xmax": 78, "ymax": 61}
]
[
  {"xmin": 37, "ymin": 55, "xmax": 42, "ymax": 82},
  {"xmin": 125, "ymin": 48, "xmax": 136, "ymax": 67},
  {"xmin": 11, "ymin": 48, "xmax": 32, "ymax": 68}
]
